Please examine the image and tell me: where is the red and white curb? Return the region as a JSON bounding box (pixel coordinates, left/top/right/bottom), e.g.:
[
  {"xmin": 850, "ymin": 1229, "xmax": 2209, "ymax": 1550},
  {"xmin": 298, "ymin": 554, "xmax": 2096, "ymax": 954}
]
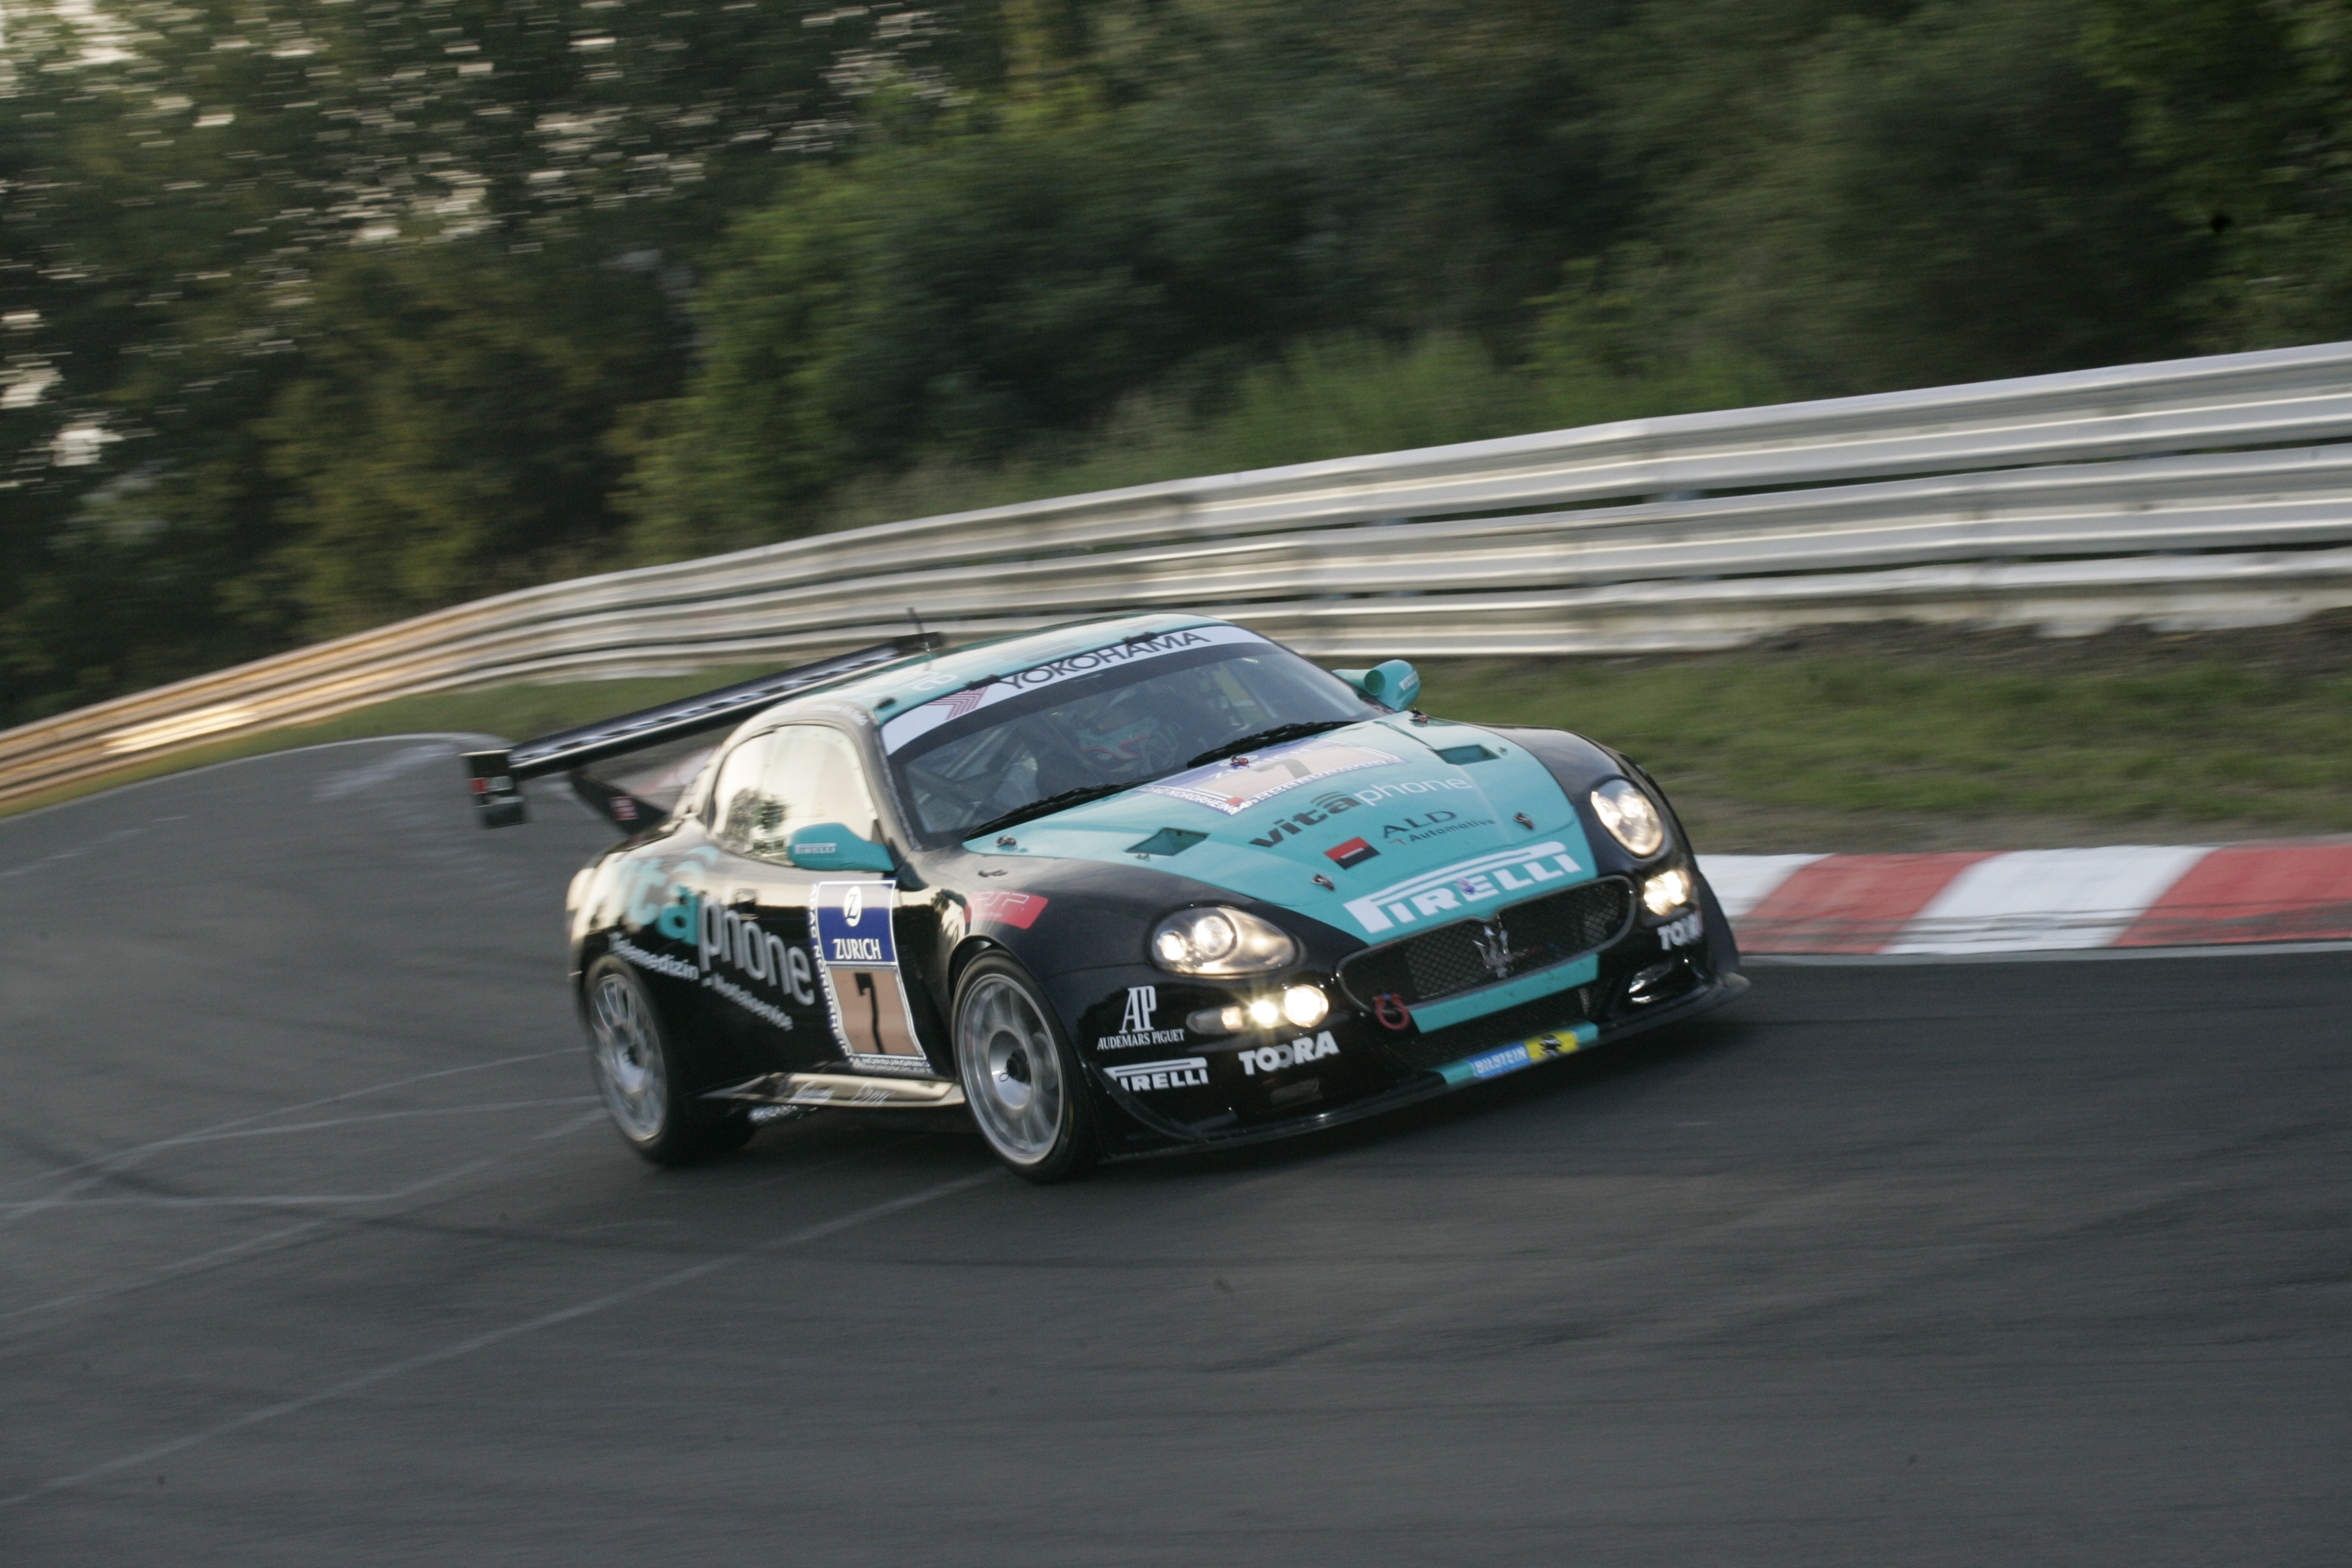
[{"xmin": 1700, "ymin": 842, "xmax": 2352, "ymax": 955}]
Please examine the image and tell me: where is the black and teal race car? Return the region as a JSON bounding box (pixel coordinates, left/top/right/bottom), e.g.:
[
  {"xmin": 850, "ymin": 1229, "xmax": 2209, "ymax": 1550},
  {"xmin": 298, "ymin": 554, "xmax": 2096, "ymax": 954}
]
[{"xmin": 465, "ymin": 614, "xmax": 1745, "ymax": 1181}]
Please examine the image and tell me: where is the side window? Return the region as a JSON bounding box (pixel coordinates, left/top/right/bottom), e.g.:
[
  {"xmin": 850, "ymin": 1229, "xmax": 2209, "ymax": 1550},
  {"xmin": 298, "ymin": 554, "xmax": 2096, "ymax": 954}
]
[
  {"xmin": 705, "ymin": 731, "xmax": 787, "ymax": 858},
  {"xmin": 763, "ymin": 726, "xmax": 883, "ymax": 858}
]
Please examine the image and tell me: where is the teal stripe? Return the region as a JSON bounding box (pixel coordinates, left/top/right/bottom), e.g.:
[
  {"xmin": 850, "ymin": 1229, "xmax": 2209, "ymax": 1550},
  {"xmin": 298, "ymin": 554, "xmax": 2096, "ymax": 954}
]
[{"xmin": 1406, "ymin": 955, "xmax": 1598, "ymax": 1034}]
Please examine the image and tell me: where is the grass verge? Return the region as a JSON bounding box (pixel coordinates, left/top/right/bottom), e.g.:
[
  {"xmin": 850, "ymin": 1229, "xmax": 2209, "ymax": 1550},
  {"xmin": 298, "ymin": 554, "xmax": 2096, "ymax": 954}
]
[
  {"xmin": 1419, "ymin": 617, "xmax": 2352, "ymax": 851},
  {"xmin": 10, "ymin": 619, "xmax": 2349, "ymax": 852}
]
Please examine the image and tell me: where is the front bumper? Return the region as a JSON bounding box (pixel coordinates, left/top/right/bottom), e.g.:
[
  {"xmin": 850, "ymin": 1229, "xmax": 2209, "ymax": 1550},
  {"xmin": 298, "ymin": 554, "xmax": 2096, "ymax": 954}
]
[{"xmin": 1096, "ymin": 965, "xmax": 1749, "ymax": 1163}]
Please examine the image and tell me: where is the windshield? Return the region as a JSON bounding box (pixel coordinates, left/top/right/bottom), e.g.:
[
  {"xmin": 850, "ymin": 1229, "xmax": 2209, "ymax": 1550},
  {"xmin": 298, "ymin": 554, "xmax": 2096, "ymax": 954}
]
[{"xmin": 884, "ymin": 628, "xmax": 1385, "ymax": 844}]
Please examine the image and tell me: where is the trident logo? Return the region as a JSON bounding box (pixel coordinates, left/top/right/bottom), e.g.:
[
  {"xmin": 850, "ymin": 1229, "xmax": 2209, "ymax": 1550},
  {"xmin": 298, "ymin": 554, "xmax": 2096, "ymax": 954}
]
[{"xmin": 1471, "ymin": 921, "xmax": 1516, "ymax": 979}]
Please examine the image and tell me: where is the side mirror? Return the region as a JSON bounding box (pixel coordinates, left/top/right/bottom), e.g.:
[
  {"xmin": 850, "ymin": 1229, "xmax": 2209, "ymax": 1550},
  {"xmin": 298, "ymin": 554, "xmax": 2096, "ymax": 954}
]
[
  {"xmin": 787, "ymin": 823, "xmax": 896, "ymax": 874},
  {"xmin": 1333, "ymin": 658, "xmax": 1422, "ymax": 712}
]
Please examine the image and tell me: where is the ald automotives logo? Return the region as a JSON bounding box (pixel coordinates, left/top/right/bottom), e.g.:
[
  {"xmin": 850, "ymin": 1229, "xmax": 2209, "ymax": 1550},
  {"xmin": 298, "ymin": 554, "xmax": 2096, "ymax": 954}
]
[
  {"xmin": 1342, "ymin": 842, "xmax": 1586, "ymax": 934},
  {"xmin": 1096, "ymin": 985, "xmax": 1187, "ymax": 1051}
]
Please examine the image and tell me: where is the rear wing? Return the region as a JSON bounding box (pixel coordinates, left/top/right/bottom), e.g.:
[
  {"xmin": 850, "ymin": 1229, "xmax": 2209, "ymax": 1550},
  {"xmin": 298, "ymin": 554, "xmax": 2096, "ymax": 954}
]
[{"xmin": 460, "ymin": 633, "xmax": 941, "ymax": 830}]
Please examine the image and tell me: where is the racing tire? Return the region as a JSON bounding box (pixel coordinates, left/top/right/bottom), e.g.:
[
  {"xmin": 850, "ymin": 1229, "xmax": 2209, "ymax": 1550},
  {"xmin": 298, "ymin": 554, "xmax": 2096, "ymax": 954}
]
[
  {"xmin": 583, "ymin": 956, "xmax": 753, "ymax": 1167},
  {"xmin": 952, "ymin": 953, "xmax": 1099, "ymax": 1184}
]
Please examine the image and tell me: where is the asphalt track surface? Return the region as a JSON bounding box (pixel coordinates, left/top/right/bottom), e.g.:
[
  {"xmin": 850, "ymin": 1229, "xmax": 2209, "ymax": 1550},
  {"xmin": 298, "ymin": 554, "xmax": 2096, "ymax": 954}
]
[{"xmin": 1, "ymin": 737, "xmax": 2344, "ymax": 1565}]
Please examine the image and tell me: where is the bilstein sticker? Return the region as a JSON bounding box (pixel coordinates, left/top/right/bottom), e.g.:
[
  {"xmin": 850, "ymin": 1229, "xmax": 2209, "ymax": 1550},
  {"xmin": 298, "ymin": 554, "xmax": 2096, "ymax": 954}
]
[
  {"xmin": 1434, "ymin": 1026, "xmax": 1595, "ymax": 1086},
  {"xmin": 1342, "ymin": 842, "xmax": 1585, "ymax": 934}
]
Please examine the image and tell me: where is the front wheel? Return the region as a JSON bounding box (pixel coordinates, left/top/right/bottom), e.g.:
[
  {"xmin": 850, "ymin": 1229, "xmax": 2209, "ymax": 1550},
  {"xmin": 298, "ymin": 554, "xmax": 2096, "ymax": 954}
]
[
  {"xmin": 953, "ymin": 954, "xmax": 1097, "ymax": 1183},
  {"xmin": 583, "ymin": 956, "xmax": 752, "ymax": 1167}
]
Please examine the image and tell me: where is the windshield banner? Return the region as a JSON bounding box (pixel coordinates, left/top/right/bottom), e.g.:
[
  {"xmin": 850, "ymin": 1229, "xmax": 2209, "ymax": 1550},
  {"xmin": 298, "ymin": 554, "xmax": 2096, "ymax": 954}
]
[
  {"xmin": 1141, "ymin": 738, "xmax": 1401, "ymax": 816},
  {"xmin": 880, "ymin": 624, "xmax": 1267, "ymax": 753}
]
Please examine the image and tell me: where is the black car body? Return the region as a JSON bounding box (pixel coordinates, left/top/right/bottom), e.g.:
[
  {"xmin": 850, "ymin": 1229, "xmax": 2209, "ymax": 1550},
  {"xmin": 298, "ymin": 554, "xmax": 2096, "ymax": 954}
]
[{"xmin": 468, "ymin": 614, "xmax": 1745, "ymax": 1181}]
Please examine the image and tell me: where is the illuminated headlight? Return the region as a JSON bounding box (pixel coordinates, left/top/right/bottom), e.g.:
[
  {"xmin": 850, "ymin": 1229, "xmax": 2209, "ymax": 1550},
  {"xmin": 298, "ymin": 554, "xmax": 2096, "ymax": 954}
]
[
  {"xmin": 1643, "ymin": 867, "xmax": 1694, "ymax": 916},
  {"xmin": 1281, "ymin": 984, "xmax": 1329, "ymax": 1028},
  {"xmin": 1591, "ymin": 779, "xmax": 1666, "ymax": 857},
  {"xmin": 1150, "ymin": 906, "xmax": 1300, "ymax": 976}
]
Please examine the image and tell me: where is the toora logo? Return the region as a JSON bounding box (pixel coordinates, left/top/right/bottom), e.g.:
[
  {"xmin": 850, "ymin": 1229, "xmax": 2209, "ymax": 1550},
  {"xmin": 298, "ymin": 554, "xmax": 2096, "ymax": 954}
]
[
  {"xmin": 1097, "ymin": 985, "xmax": 1188, "ymax": 1051},
  {"xmin": 1238, "ymin": 1032, "xmax": 1339, "ymax": 1075}
]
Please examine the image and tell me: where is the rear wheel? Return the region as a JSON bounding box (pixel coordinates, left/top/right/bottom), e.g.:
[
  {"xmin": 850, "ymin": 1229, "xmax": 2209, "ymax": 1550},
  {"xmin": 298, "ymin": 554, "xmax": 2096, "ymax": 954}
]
[
  {"xmin": 953, "ymin": 954, "xmax": 1097, "ymax": 1183},
  {"xmin": 584, "ymin": 956, "xmax": 752, "ymax": 1167}
]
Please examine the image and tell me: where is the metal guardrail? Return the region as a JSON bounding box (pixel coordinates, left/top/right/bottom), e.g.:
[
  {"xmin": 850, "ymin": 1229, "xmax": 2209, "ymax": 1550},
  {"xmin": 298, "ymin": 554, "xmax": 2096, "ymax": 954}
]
[{"xmin": 7, "ymin": 339, "xmax": 2352, "ymax": 810}]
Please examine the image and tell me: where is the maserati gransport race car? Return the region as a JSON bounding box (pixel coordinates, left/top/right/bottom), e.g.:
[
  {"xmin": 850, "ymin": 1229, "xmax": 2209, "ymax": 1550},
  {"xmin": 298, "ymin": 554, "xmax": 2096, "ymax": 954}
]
[{"xmin": 464, "ymin": 614, "xmax": 1745, "ymax": 1181}]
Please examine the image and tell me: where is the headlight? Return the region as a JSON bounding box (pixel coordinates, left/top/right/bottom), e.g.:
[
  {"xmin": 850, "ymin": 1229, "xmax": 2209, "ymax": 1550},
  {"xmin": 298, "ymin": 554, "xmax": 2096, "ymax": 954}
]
[
  {"xmin": 1150, "ymin": 906, "xmax": 1300, "ymax": 976},
  {"xmin": 1590, "ymin": 779, "xmax": 1666, "ymax": 856},
  {"xmin": 1643, "ymin": 867, "xmax": 1693, "ymax": 916}
]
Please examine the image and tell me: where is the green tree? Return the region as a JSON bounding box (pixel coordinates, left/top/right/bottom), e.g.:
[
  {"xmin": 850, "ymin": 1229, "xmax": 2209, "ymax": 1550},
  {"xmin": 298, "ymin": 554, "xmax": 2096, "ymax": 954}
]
[
  {"xmin": 1608, "ymin": 0, "xmax": 2206, "ymax": 394},
  {"xmin": 1, "ymin": 0, "xmax": 980, "ymax": 718},
  {"xmin": 2086, "ymin": 0, "xmax": 2352, "ymax": 346},
  {"xmin": 257, "ymin": 242, "xmax": 681, "ymax": 635},
  {"xmin": 624, "ymin": 0, "xmax": 1626, "ymax": 557}
]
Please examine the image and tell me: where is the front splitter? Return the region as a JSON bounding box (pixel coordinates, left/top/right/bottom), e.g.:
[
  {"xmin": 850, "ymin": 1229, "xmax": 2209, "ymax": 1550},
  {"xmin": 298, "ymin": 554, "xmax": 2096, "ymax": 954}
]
[{"xmin": 1102, "ymin": 969, "xmax": 1750, "ymax": 1162}]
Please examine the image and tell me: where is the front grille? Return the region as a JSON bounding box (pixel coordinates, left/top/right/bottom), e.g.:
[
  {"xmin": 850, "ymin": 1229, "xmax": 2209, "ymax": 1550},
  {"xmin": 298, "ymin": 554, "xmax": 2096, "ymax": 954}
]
[{"xmin": 1335, "ymin": 877, "xmax": 1634, "ymax": 1012}]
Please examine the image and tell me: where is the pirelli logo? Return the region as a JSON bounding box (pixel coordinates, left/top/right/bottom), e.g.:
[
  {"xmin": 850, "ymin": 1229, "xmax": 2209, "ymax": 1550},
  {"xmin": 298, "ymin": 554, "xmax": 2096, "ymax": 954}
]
[
  {"xmin": 1104, "ymin": 1057, "xmax": 1210, "ymax": 1093},
  {"xmin": 1342, "ymin": 842, "xmax": 1585, "ymax": 934}
]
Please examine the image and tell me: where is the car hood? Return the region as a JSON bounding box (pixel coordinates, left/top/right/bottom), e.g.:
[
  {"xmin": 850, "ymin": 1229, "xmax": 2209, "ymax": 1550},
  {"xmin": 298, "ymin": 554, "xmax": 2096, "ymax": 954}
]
[{"xmin": 964, "ymin": 718, "xmax": 1600, "ymax": 942}]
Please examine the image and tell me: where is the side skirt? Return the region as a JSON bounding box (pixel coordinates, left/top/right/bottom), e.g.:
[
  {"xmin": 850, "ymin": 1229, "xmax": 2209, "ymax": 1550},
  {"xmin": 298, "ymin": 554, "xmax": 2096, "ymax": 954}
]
[{"xmin": 704, "ymin": 1071, "xmax": 966, "ymax": 1111}]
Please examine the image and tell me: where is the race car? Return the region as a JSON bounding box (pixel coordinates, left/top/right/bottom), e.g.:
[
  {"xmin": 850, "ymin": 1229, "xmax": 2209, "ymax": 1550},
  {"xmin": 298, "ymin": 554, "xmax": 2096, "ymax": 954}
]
[{"xmin": 464, "ymin": 614, "xmax": 1745, "ymax": 1181}]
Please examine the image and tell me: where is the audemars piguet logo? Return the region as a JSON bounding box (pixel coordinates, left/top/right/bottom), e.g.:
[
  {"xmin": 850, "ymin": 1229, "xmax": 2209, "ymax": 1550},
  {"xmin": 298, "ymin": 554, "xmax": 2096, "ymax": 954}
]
[{"xmin": 1095, "ymin": 985, "xmax": 1187, "ymax": 1051}]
